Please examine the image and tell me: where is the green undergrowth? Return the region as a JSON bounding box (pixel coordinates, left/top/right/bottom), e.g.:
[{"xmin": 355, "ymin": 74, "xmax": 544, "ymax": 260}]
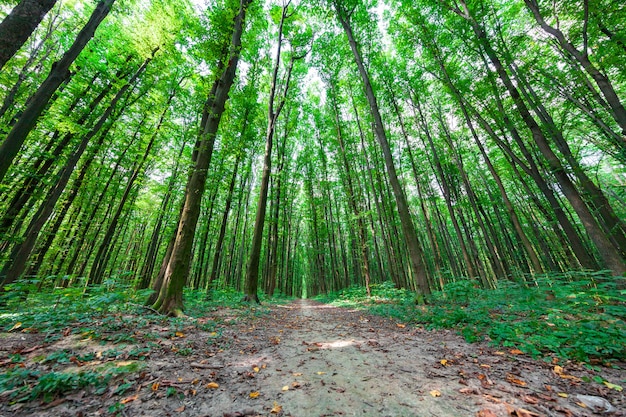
[
  {"xmin": 0, "ymin": 278, "xmax": 287, "ymax": 403},
  {"xmin": 316, "ymin": 271, "xmax": 626, "ymax": 365}
]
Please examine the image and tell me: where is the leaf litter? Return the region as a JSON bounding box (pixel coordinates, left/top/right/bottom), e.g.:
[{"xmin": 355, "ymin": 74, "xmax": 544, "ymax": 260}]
[{"xmin": 1, "ymin": 299, "xmax": 624, "ymax": 416}]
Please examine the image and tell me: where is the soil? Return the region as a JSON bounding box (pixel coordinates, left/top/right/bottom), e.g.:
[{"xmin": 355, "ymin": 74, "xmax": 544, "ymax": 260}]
[{"xmin": 1, "ymin": 299, "xmax": 624, "ymax": 417}]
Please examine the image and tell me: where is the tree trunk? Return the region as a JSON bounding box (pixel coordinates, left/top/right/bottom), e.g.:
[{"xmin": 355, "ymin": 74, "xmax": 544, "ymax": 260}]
[
  {"xmin": 0, "ymin": 56, "xmax": 148, "ymax": 287},
  {"xmin": 0, "ymin": 0, "xmax": 58, "ymax": 70},
  {"xmin": 524, "ymin": 0, "xmax": 626, "ymax": 138},
  {"xmin": 153, "ymin": 0, "xmax": 253, "ymax": 316},
  {"xmin": 0, "ymin": 0, "xmax": 115, "ymax": 183},
  {"xmin": 336, "ymin": 5, "xmax": 430, "ymax": 297},
  {"xmin": 454, "ymin": 1, "xmax": 626, "ymax": 275},
  {"xmin": 244, "ymin": 3, "xmax": 297, "ymax": 304}
]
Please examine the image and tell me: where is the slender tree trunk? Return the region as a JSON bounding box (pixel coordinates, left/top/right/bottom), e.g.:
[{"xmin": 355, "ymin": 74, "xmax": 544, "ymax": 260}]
[
  {"xmin": 244, "ymin": 3, "xmax": 298, "ymax": 303},
  {"xmin": 329, "ymin": 86, "xmax": 372, "ymax": 296},
  {"xmin": 453, "ymin": 1, "xmax": 626, "ymax": 275},
  {"xmin": 336, "ymin": 5, "xmax": 429, "ymax": 297},
  {"xmin": 0, "ymin": 0, "xmax": 58, "ymax": 70},
  {"xmin": 153, "ymin": 0, "xmax": 253, "ymax": 316},
  {"xmin": 524, "ymin": 0, "xmax": 626, "ymax": 138},
  {"xmin": 0, "ymin": 0, "xmax": 116, "ymax": 183},
  {"xmin": 0, "ymin": 57, "xmax": 147, "ymax": 287},
  {"xmin": 89, "ymin": 96, "xmax": 171, "ymax": 284}
]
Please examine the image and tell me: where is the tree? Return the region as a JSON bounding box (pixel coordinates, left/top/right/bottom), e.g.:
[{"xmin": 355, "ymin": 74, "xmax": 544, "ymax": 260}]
[
  {"xmin": 0, "ymin": 0, "xmax": 58, "ymax": 70},
  {"xmin": 151, "ymin": 0, "xmax": 254, "ymax": 316},
  {"xmin": 333, "ymin": 0, "xmax": 430, "ymax": 297}
]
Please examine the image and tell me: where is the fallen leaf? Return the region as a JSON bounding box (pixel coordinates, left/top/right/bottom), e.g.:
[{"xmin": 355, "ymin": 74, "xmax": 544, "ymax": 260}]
[
  {"xmin": 494, "ymin": 351, "xmax": 505, "ymax": 355},
  {"xmin": 513, "ymin": 408, "xmax": 541, "ymax": 417},
  {"xmin": 506, "ymin": 373, "xmax": 527, "ymax": 387},
  {"xmin": 293, "ymin": 372, "xmax": 303, "ymax": 376},
  {"xmin": 459, "ymin": 387, "xmax": 479, "ymax": 395},
  {"xmin": 480, "ymin": 364, "xmax": 491, "ymax": 369},
  {"xmin": 270, "ymin": 402, "xmax": 282, "ymax": 414},
  {"xmin": 206, "ymin": 382, "xmax": 219, "ymax": 389},
  {"xmin": 476, "ymin": 410, "xmax": 497, "ymax": 417},
  {"xmin": 175, "ymin": 405, "xmax": 185, "ymax": 412},
  {"xmin": 249, "ymin": 391, "xmax": 260, "ymax": 398},
  {"xmin": 509, "ymin": 349, "xmax": 524, "ymax": 355},
  {"xmin": 429, "ymin": 389, "xmax": 441, "ymax": 397},
  {"xmin": 291, "ymin": 381, "xmax": 301, "ymax": 388},
  {"xmin": 8, "ymin": 322, "xmax": 22, "ymax": 332},
  {"xmin": 282, "ymin": 385, "xmax": 289, "ymax": 391},
  {"xmin": 253, "ymin": 366, "xmax": 260, "ymax": 373},
  {"xmin": 557, "ymin": 392, "xmax": 568, "ymax": 398},
  {"xmin": 151, "ymin": 382, "xmax": 160, "ymax": 391},
  {"xmin": 175, "ymin": 331, "xmax": 185, "ymax": 338},
  {"xmin": 553, "ymin": 366, "xmax": 581, "ymax": 382},
  {"xmin": 440, "ymin": 359, "xmax": 449, "ymax": 366},
  {"xmin": 120, "ymin": 395, "xmax": 138, "ymax": 404},
  {"xmin": 603, "ymin": 381, "xmax": 623, "ymax": 391},
  {"xmin": 396, "ymin": 323, "xmax": 406, "ymax": 328},
  {"xmin": 522, "ymin": 395, "xmax": 539, "ymax": 405},
  {"xmin": 316, "ymin": 371, "xmax": 326, "ymax": 375}
]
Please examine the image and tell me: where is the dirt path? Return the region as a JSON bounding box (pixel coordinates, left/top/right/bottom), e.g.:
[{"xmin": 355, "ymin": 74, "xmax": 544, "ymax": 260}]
[{"xmin": 2, "ymin": 299, "xmax": 624, "ymax": 416}]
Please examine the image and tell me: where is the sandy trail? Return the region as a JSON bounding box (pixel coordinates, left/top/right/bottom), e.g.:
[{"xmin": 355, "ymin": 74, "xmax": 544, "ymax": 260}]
[{"xmin": 3, "ymin": 299, "xmax": 623, "ymax": 417}]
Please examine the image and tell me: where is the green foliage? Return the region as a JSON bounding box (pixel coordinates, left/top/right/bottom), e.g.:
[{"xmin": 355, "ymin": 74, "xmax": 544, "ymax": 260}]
[
  {"xmin": 0, "ymin": 361, "xmax": 139, "ymax": 403},
  {"xmin": 318, "ymin": 272, "xmax": 626, "ymax": 364}
]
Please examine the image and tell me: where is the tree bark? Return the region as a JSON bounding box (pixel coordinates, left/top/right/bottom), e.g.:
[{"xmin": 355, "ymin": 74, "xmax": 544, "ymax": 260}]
[
  {"xmin": 153, "ymin": 0, "xmax": 253, "ymax": 316},
  {"xmin": 0, "ymin": 0, "xmax": 116, "ymax": 183},
  {"xmin": 244, "ymin": 2, "xmax": 298, "ymax": 303},
  {"xmin": 336, "ymin": 4, "xmax": 430, "ymax": 297},
  {"xmin": 0, "ymin": 0, "xmax": 58, "ymax": 70}
]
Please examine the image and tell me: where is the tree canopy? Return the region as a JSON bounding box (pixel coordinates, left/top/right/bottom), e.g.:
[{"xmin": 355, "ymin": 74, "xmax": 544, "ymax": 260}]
[{"xmin": 1, "ymin": 0, "xmax": 625, "ymax": 315}]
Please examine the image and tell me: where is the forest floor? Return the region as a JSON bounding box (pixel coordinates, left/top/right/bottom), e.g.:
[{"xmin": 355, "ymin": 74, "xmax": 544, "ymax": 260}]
[{"xmin": 1, "ymin": 299, "xmax": 624, "ymax": 417}]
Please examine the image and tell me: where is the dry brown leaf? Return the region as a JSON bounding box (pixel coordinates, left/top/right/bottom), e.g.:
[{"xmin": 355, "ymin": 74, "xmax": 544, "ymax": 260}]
[
  {"xmin": 440, "ymin": 359, "xmax": 449, "ymax": 366},
  {"xmin": 270, "ymin": 402, "xmax": 283, "ymax": 414},
  {"xmin": 206, "ymin": 382, "xmax": 219, "ymax": 389},
  {"xmin": 429, "ymin": 389, "xmax": 441, "ymax": 397},
  {"xmin": 291, "ymin": 381, "xmax": 301, "ymax": 388},
  {"xmin": 249, "ymin": 391, "xmax": 260, "ymax": 398},
  {"xmin": 459, "ymin": 387, "xmax": 480, "ymax": 395},
  {"xmin": 397, "ymin": 323, "xmax": 406, "ymax": 328},
  {"xmin": 175, "ymin": 331, "xmax": 185, "ymax": 338},
  {"xmin": 522, "ymin": 395, "xmax": 539, "ymax": 405},
  {"xmin": 151, "ymin": 382, "xmax": 160, "ymax": 391},
  {"xmin": 476, "ymin": 409, "xmax": 497, "ymax": 417},
  {"xmin": 513, "ymin": 408, "xmax": 541, "ymax": 417},
  {"xmin": 120, "ymin": 395, "xmax": 138, "ymax": 404},
  {"xmin": 175, "ymin": 405, "xmax": 185, "ymax": 412},
  {"xmin": 506, "ymin": 373, "xmax": 527, "ymax": 387},
  {"xmin": 293, "ymin": 372, "xmax": 303, "ymax": 376},
  {"xmin": 553, "ymin": 366, "xmax": 581, "ymax": 382},
  {"xmin": 509, "ymin": 349, "xmax": 524, "ymax": 355}
]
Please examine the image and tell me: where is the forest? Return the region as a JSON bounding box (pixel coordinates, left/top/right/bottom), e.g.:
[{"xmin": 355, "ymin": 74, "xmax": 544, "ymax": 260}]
[
  {"xmin": 1, "ymin": 0, "xmax": 626, "ymax": 414},
  {"xmin": 1, "ymin": 0, "xmax": 625, "ymax": 312}
]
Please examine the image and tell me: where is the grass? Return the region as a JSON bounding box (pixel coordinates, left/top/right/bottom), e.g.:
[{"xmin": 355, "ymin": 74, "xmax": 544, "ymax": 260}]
[{"xmin": 316, "ymin": 271, "xmax": 626, "ymax": 365}]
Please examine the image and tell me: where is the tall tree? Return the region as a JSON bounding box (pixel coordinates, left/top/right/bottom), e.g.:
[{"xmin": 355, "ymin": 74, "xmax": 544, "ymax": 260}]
[
  {"xmin": 333, "ymin": 0, "xmax": 430, "ymax": 297},
  {"xmin": 243, "ymin": 0, "xmax": 304, "ymax": 303},
  {"xmin": 0, "ymin": 0, "xmax": 116, "ymax": 183},
  {"xmin": 0, "ymin": 0, "xmax": 58, "ymax": 70},
  {"xmin": 151, "ymin": 0, "xmax": 254, "ymax": 316}
]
